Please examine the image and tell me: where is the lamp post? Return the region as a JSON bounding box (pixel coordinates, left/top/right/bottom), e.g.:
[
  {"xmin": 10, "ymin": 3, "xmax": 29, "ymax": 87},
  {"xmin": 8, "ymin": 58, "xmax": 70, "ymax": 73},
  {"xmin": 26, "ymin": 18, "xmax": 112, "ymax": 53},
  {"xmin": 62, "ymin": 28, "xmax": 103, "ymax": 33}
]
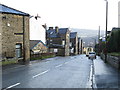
[{"xmin": 104, "ymin": 0, "xmax": 108, "ymax": 63}]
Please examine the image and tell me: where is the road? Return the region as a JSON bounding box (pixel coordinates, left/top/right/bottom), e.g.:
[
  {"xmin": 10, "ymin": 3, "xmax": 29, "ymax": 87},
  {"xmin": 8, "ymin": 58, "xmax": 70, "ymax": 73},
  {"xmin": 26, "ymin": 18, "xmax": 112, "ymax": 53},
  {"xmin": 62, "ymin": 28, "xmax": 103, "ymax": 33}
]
[
  {"xmin": 2, "ymin": 55, "xmax": 120, "ymax": 89},
  {"xmin": 2, "ymin": 55, "xmax": 92, "ymax": 89}
]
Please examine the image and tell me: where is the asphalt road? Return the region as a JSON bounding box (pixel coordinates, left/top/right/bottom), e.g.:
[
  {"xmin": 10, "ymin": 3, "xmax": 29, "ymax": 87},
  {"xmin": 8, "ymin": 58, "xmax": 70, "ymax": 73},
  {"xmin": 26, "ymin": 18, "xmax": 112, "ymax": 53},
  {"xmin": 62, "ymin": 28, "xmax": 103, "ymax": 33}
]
[
  {"xmin": 2, "ymin": 55, "xmax": 92, "ymax": 89},
  {"xmin": 2, "ymin": 55, "xmax": 120, "ymax": 89}
]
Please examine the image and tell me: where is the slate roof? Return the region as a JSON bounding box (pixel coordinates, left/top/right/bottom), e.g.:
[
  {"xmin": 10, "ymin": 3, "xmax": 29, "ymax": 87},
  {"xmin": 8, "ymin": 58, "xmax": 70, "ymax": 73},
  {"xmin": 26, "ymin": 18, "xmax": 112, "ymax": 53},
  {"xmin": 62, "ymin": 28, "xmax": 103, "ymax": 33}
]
[
  {"xmin": 47, "ymin": 28, "xmax": 69, "ymax": 38},
  {"xmin": 30, "ymin": 40, "xmax": 47, "ymax": 50},
  {"xmin": 47, "ymin": 30, "xmax": 58, "ymax": 38},
  {"xmin": 70, "ymin": 32, "xmax": 77, "ymax": 38},
  {"xmin": 0, "ymin": 4, "xmax": 29, "ymax": 16},
  {"xmin": 59, "ymin": 28, "xmax": 69, "ymax": 34}
]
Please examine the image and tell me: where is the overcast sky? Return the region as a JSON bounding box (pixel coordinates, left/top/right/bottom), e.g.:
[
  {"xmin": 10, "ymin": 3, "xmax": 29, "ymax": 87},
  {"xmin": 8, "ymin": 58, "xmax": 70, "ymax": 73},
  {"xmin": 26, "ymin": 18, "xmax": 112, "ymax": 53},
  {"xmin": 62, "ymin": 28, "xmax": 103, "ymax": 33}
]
[{"xmin": 1, "ymin": 0, "xmax": 119, "ymax": 31}]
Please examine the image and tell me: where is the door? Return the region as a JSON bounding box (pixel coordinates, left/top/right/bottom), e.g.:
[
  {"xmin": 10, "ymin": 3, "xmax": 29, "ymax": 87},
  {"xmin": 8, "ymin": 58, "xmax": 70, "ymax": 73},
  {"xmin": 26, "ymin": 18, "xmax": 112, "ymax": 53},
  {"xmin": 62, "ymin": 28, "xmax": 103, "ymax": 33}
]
[{"xmin": 16, "ymin": 44, "xmax": 22, "ymax": 58}]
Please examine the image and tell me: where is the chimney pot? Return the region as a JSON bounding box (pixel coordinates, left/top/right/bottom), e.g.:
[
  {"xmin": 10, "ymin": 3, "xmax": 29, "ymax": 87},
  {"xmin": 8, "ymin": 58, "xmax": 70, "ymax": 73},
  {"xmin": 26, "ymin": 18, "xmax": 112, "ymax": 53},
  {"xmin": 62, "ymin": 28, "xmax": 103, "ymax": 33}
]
[
  {"xmin": 55, "ymin": 26, "xmax": 59, "ymax": 33},
  {"xmin": 49, "ymin": 27, "xmax": 53, "ymax": 30}
]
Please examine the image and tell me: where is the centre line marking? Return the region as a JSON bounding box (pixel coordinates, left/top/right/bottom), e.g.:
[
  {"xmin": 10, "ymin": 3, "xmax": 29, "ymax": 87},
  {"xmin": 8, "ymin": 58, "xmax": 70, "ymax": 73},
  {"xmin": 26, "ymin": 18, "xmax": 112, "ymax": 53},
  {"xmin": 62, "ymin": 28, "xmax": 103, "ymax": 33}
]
[
  {"xmin": 33, "ymin": 70, "xmax": 49, "ymax": 78},
  {"xmin": 55, "ymin": 64, "xmax": 63, "ymax": 68},
  {"xmin": 4, "ymin": 83, "xmax": 20, "ymax": 90},
  {"xmin": 64, "ymin": 62, "xmax": 69, "ymax": 64}
]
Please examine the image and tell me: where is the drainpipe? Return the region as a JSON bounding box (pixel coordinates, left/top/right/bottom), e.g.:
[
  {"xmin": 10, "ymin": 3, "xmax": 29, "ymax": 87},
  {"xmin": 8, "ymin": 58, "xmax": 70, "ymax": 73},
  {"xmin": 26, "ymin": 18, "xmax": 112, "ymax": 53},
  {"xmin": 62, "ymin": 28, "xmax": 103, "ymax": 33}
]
[{"xmin": 22, "ymin": 16, "xmax": 25, "ymax": 64}]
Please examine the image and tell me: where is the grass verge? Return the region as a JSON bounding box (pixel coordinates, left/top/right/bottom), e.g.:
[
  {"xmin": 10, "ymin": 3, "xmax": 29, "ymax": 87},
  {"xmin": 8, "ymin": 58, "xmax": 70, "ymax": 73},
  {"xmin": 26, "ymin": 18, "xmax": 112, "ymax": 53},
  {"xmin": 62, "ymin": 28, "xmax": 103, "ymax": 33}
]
[
  {"xmin": 108, "ymin": 52, "xmax": 120, "ymax": 57},
  {"xmin": 30, "ymin": 55, "xmax": 55, "ymax": 61},
  {"xmin": 1, "ymin": 60, "xmax": 18, "ymax": 66}
]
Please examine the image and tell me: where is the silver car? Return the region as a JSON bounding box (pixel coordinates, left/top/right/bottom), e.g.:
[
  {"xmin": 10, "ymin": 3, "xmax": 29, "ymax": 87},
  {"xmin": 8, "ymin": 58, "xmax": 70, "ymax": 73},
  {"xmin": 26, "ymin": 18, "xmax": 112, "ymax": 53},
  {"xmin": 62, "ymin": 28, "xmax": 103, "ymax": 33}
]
[{"xmin": 88, "ymin": 52, "xmax": 96, "ymax": 59}]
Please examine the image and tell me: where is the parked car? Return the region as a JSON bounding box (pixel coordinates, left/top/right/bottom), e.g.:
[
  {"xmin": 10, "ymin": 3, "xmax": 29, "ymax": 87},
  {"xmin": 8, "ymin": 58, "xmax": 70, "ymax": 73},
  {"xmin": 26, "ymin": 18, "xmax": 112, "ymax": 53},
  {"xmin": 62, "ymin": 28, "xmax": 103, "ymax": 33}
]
[{"xmin": 88, "ymin": 52, "xmax": 96, "ymax": 59}]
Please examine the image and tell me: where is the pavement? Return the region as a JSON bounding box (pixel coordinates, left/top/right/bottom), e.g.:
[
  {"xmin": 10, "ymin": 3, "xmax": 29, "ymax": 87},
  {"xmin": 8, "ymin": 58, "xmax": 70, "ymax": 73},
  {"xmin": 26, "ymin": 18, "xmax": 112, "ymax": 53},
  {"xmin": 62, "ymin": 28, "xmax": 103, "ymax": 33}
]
[{"xmin": 93, "ymin": 56, "xmax": 120, "ymax": 89}]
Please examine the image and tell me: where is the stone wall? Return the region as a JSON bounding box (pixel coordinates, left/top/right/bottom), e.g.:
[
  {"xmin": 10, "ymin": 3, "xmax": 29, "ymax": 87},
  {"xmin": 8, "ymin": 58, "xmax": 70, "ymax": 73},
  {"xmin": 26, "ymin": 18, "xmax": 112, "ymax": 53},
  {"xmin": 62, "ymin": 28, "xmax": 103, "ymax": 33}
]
[
  {"xmin": 23, "ymin": 16, "xmax": 30, "ymax": 63},
  {"xmin": 107, "ymin": 55, "xmax": 120, "ymax": 69},
  {"xmin": 1, "ymin": 13, "xmax": 30, "ymax": 62},
  {"xmin": 0, "ymin": 14, "xmax": 2, "ymax": 61},
  {"xmin": 100, "ymin": 53, "xmax": 120, "ymax": 69},
  {"xmin": 65, "ymin": 31, "xmax": 70, "ymax": 56}
]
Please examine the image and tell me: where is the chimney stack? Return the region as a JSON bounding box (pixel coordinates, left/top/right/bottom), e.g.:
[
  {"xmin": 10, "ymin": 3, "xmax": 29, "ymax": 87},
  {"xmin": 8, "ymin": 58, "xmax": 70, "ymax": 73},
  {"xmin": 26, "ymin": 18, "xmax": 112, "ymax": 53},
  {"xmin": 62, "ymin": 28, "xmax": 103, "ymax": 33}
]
[
  {"xmin": 49, "ymin": 27, "xmax": 53, "ymax": 30},
  {"xmin": 55, "ymin": 26, "xmax": 59, "ymax": 33}
]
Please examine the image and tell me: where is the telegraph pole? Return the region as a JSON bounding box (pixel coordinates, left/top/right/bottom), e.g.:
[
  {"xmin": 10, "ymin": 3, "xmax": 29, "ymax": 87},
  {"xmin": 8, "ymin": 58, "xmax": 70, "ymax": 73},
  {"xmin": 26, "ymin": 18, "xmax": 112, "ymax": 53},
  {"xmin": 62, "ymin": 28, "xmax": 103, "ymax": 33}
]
[
  {"xmin": 98, "ymin": 26, "xmax": 100, "ymax": 43},
  {"xmin": 104, "ymin": 0, "xmax": 108, "ymax": 63},
  {"xmin": 98, "ymin": 26, "xmax": 100, "ymax": 55}
]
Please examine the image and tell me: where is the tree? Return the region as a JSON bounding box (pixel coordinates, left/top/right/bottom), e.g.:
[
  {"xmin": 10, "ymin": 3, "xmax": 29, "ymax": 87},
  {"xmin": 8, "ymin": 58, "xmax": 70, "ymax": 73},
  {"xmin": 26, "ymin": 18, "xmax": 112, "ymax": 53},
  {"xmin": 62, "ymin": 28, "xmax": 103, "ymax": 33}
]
[{"xmin": 107, "ymin": 29, "xmax": 120, "ymax": 53}]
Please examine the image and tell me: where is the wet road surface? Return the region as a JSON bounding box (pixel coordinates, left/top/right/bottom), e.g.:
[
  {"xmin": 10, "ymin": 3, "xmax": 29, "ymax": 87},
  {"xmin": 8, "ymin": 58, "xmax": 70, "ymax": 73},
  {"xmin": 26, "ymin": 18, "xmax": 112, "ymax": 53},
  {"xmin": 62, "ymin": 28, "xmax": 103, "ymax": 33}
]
[
  {"xmin": 2, "ymin": 55, "xmax": 120, "ymax": 89},
  {"xmin": 2, "ymin": 55, "xmax": 92, "ymax": 88},
  {"xmin": 93, "ymin": 57, "xmax": 120, "ymax": 88}
]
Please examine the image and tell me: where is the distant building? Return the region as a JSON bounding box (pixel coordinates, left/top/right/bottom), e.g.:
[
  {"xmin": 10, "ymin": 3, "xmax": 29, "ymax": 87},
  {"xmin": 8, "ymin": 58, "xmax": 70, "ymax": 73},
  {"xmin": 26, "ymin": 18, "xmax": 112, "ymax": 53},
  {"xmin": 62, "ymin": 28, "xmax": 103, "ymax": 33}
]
[
  {"xmin": 70, "ymin": 32, "xmax": 78, "ymax": 55},
  {"xmin": 78, "ymin": 37, "xmax": 83, "ymax": 54},
  {"xmin": 0, "ymin": 4, "xmax": 30, "ymax": 63},
  {"xmin": 83, "ymin": 47, "xmax": 94, "ymax": 56},
  {"xmin": 46, "ymin": 27, "xmax": 70, "ymax": 56},
  {"xmin": 30, "ymin": 40, "xmax": 48, "ymax": 54}
]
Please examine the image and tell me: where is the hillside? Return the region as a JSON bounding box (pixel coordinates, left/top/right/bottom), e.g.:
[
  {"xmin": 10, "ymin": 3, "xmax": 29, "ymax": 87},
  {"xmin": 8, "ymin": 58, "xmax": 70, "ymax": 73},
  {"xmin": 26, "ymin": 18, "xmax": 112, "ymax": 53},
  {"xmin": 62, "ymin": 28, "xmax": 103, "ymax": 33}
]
[{"xmin": 71, "ymin": 28, "xmax": 105, "ymax": 47}]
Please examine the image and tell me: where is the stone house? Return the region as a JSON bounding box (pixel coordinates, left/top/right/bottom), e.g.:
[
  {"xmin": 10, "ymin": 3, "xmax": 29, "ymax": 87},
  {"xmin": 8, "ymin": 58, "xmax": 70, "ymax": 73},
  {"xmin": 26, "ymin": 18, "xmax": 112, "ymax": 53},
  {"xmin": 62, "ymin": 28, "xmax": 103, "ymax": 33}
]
[
  {"xmin": 30, "ymin": 40, "xmax": 48, "ymax": 54},
  {"xmin": 70, "ymin": 32, "xmax": 78, "ymax": 55},
  {"xmin": 46, "ymin": 27, "xmax": 70, "ymax": 56},
  {"xmin": 78, "ymin": 37, "xmax": 82, "ymax": 54},
  {"xmin": 0, "ymin": 4, "xmax": 30, "ymax": 63}
]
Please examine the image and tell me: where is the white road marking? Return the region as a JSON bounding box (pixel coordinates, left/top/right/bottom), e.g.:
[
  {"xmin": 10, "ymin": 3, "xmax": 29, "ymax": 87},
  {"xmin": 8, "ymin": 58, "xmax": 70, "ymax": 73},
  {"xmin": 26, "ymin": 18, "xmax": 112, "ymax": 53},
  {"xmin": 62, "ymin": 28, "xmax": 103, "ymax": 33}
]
[
  {"xmin": 55, "ymin": 64, "xmax": 63, "ymax": 68},
  {"xmin": 45, "ymin": 61, "xmax": 50, "ymax": 63},
  {"xmin": 64, "ymin": 62, "xmax": 69, "ymax": 64},
  {"xmin": 4, "ymin": 83, "xmax": 20, "ymax": 90},
  {"xmin": 33, "ymin": 70, "xmax": 49, "ymax": 78}
]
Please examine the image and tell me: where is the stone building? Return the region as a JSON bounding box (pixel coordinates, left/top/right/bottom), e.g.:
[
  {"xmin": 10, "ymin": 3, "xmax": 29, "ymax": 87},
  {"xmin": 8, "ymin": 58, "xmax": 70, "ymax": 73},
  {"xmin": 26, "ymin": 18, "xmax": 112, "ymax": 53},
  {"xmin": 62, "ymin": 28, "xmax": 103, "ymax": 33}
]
[
  {"xmin": 78, "ymin": 37, "xmax": 83, "ymax": 54},
  {"xmin": 0, "ymin": 4, "xmax": 30, "ymax": 64},
  {"xmin": 70, "ymin": 32, "xmax": 78, "ymax": 55},
  {"xmin": 46, "ymin": 27, "xmax": 70, "ymax": 56},
  {"xmin": 30, "ymin": 40, "xmax": 48, "ymax": 54},
  {"xmin": 78, "ymin": 37, "xmax": 81, "ymax": 54}
]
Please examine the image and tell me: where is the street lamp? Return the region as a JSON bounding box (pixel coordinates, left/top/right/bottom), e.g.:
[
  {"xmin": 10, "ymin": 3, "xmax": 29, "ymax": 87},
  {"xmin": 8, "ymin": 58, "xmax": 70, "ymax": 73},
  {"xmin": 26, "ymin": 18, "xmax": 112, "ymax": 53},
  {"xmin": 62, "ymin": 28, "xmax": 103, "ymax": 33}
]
[
  {"xmin": 104, "ymin": 0, "xmax": 108, "ymax": 63},
  {"xmin": 30, "ymin": 14, "xmax": 41, "ymax": 20}
]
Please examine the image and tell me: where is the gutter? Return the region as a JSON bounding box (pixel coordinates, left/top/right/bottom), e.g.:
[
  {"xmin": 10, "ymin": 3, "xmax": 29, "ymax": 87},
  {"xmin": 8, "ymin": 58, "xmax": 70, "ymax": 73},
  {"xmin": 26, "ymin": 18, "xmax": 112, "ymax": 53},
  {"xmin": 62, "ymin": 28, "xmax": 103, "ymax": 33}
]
[{"xmin": 87, "ymin": 60, "xmax": 97, "ymax": 89}]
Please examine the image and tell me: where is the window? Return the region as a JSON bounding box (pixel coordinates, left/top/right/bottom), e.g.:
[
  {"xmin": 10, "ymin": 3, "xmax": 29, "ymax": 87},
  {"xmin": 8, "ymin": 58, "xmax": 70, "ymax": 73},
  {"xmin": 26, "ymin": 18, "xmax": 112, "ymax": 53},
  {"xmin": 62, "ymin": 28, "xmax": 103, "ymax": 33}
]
[
  {"xmin": 54, "ymin": 49, "xmax": 58, "ymax": 53},
  {"xmin": 62, "ymin": 40, "xmax": 65, "ymax": 45},
  {"xmin": 16, "ymin": 44, "xmax": 22, "ymax": 58},
  {"xmin": 69, "ymin": 42, "xmax": 72, "ymax": 47},
  {"xmin": 50, "ymin": 32, "xmax": 53, "ymax": 34},
  {"xmin": 50, "ymin": 39, "xmax": 53, "ymax": 42}
]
